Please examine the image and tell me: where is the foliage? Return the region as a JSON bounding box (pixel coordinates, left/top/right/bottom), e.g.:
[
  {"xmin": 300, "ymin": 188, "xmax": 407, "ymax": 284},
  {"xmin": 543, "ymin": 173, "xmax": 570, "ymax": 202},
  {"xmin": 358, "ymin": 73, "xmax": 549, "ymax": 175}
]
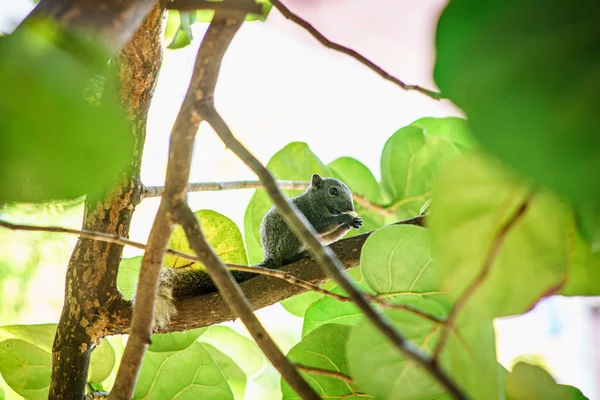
[
  {"xmin": 1, "ymin": 1, "xmax": 599, "ymax": 399},
  {"xmin": 0, "ymin": 19, "xmax": 132, "ymax": 202}
]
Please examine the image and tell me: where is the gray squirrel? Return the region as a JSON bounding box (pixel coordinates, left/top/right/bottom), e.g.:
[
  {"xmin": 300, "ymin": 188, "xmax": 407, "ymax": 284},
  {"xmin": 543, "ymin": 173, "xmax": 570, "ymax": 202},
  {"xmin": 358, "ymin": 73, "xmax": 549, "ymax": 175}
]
[{"xmin": 153, "ymin": 174, "xmax": 363, "ymax": 328}]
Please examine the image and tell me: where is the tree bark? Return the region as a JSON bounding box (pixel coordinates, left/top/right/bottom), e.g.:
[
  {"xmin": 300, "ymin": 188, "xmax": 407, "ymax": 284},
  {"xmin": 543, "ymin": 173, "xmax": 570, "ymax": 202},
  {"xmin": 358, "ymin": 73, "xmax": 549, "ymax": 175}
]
[{"xmin": 48, "ymin": 6, "xmax": 164, "ymax": 399}]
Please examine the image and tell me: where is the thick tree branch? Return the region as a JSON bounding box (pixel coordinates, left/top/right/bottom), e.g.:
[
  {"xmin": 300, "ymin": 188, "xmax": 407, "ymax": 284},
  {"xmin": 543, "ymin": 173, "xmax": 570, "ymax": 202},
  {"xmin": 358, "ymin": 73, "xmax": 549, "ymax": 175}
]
[
  {"xmin": 143, "ymin": 179, "xmax": 394, "ymax": 216},
  {"xmin": 28, "ymin": 0, "xmax": 158, "ymax": 53},
  {"xmin": 45, "ymin": 5, "xmax": 164, "ymax": 399},
  {"xmin": 1, "ymin": 216, "xmax": 437, "ymax": 322},
  {"xmin": 173, "ymin": 203, "xmax": 319, "ymax": 399},
  {"xmin": 269, "ymin": 0, "xmax": 444, "ymax": 100},
  {"xmin": 201, "ymin": 108, "xmax": 465, "ymax": 398},
  {"xmin": 433, "ymin": 192, "xmax": 534, "ymax": 359}
]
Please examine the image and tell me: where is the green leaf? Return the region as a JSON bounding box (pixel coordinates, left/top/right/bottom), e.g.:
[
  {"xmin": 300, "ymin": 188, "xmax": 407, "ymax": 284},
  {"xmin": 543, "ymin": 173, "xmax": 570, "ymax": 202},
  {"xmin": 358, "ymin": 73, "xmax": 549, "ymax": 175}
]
[
  {"xmin": 167, "ymin": 11, "xmax": 197, "ymax": 50},
  {"xmin": 165, "ymin": 209, "xmax": 248, "ymax": 270},
  {"xmin": 505, "ymin": 362, "xmax": 588, "ymax": 400},
  {"xmin": 361, "ymin": 225, "xmax": 434, "ymax": 295},
  {"xmin": 0, "ymin": 324, "xmax": 56, "ymax": 353},
  {"xmin": 347, "ymin": 306, "xmax": 498, "ymax": 400},
  {"xmin": 0, "ymin": 19, "xmax": 132, "ymax": 202},
  {"xmin": 135, "ymin": 341, "xmax": 234, "ymax": 400},
  {"xmin": 0, "ymin": 339, "xmax": 51, "ymax": 400},
  {"xmin": 88, "ymin": 339, "xmax": 116, "ymax": 384},
  {"xmin": 560, "ymin": 228, "xmax": 600, "ymax": 296},
  {"xmin": 198, "ymin": 326, "xmax": 266, "ymax": 377},
  {"xmin": 246, "ymin": 0, "xmax": 274, "ymax": 22},
  {"xmin": 280, "ymin": 291, "xmax": 324, "ymax": 317},
  {"xmin": 347, "ymin": 306, "xmax": 443, "ymax": 400},
  {"xmin": 302, "ymin": 284, "xmax": 371, "ymax": 337},
  {"xmin": 282, "ymin": 324, "xmax": 357, "ymax": 400},
  {"xmin": 148, "ymin": 328, "xmax": 207, "ymax": 353},
  {"xmin": 116, "ymin": 256, "xmax": 142, "ymax": 301},
  {"xmin": 380, "ymin": 126, "xmax": 460, "ymax": 218},
  {"xmin": 434, "ymin": 0, "xmax": 600, "ymax": 204},
  {"xmin": 203, "ymin": 344, "xmax": 247, "ymax": 400},
  {"xmin": 329, "ymin": 157, "xmax": 382, "ymax": 204},
  {"xmin": 243, "ymin": 142, "xmax": 330, "ymax": 264},
  {"xmin": 409, "ymin": 117, "xmax": 476, "ymax": 150},
  {"xmin": 429, "ymin": 153, "xmax": 572, "ymax": 318}
]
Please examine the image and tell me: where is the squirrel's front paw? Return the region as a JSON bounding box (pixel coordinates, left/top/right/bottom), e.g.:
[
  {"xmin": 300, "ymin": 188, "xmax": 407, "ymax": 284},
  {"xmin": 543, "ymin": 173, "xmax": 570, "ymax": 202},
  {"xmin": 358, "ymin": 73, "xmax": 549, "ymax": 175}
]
[{"xmin": 350, "ymin": 216, "xmax": 363, "ymax": 230}]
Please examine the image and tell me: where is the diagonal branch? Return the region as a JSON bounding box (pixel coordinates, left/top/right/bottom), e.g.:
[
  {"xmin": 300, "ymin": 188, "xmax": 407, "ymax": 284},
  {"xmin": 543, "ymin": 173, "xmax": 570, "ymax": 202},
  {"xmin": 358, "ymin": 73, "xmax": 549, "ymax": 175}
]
[
  {"xmin": 108, "ymin": 11, "xmax": 245, "ymax": 400},
  {"xmin": 143, "ymin": 179, "xmax": 395, "ymax": 216},
  {"xmin": 173, "ymin": 202, "xmax": 319, "ymax": 399},
  {"xmin": 269, "ymin": 0, "xmax": 444, "ymax": 100},
  {"xmin": 433, "ymin": 192, "xmax": 534, "ymax": 359},
  {"xmin": 200, "ymin": 105, "xmax": 465, "ymax": 398}
]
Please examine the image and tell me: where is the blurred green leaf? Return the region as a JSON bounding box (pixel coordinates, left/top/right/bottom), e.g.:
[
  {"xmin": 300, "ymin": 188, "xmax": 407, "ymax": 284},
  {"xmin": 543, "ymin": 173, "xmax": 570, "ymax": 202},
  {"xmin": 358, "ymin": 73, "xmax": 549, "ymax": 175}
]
[
  {"xmin": 429, "ymin": 153, "xmax": 572, "ymax": 318},
  {"xmin": 409, "ymin": 117, "xmax": 476, "ymax": 150},
  {"xmin": 434, "ymin": 0, "xmax": 600, "ymax": 206},
  {"xmin": 560, "ymin": 228, "xmax": 600, "ymax": 296},
  {"xmin": 203, "ymin": 344, "xmax": 247, "ymax": 400},
  {"xmin": 135, "ymin": 341, "xmax": 234, "ymax": 399},
  {"xmin": 165, "ymin": 209, "xmax": 248, "ymax": 269},
  {"xmin": 198, "ymin": 326, "xmax": 266, "ymax": 376},
  {"xmin": 380, "ymin": 125, "xmax": 460, "ymax": 218},
  {"xmin": 505, "ymin": 362, "xmax": 588, "ymax": 400},
  {"xmin": 243, "ymin": 142, "xmax": 330, "ymax": 264},
  {"xmin": 116, "ymin": 256, "xmax": 142, "ymax": 301},
  {"xmin": 148, "ymin": 327, "xmax": 207, "ymax": 353},
  {"xmin": 0, "ymin": 324, "xmax": 56, "ymax": 353},
  {"xmin": 88, "ymin": 339, "xmax": 115, "ymax": 384},
  {"xmin": 0, "ymin": 339, "xmax": 51, "ymax": 400},
  {"xmin": 167, "ymin": 11, "xmax": 197, "ymax": 49},
  {"xmin": 0, "ymin": 19, "xmax": 132, "ymax": 202},
  {"xmin": 282, "ymin": 324, "xmax": 358, "ymax": 400}
]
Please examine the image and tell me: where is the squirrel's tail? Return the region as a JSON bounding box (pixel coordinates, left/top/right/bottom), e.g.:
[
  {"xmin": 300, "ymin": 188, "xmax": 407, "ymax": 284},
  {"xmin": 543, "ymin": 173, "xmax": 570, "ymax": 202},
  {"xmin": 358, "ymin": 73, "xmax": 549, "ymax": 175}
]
[{"xmin": 152, "ymin": 265, "xmax": 271, "ymax": 329}]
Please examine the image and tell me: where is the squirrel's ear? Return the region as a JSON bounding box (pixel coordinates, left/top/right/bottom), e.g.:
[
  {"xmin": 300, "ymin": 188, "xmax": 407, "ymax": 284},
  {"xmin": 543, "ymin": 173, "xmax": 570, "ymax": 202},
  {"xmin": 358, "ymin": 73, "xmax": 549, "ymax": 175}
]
[{"xmin": 311, "ymin": 174, "xmax": 323, "ymax": 189}]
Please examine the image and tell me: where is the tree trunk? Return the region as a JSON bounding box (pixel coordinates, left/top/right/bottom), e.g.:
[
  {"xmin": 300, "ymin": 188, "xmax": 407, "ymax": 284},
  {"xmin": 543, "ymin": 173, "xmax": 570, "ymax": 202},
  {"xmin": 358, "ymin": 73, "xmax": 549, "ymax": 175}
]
[{"xmin": 48, "ymin": 6, "xmax": 164, "ymax": 399}]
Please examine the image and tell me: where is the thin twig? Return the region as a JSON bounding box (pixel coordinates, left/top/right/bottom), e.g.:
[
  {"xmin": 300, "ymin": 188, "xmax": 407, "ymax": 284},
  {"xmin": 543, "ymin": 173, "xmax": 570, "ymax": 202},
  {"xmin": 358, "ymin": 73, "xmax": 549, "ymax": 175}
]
[
  {"xmin": 295, "ymin": 364, "xmax": 354, "ymax": 384},
  {"xmin": 269, "ymin": 0, "xmax": 444, "ymax": 100},
  {"xmin": 143, "ymin": 180, "xmax": 394, "ymax": 217},
  {"xmin": 201, "ymin": 104, "xmax": 465, "ymax": 398},
  {"xmin": 433, "ymin": 192, "xmax": 534, "ymax": 359},
  {"xmin": 174, "ymin": 202, "xmax": 319, "ymax": 399}
]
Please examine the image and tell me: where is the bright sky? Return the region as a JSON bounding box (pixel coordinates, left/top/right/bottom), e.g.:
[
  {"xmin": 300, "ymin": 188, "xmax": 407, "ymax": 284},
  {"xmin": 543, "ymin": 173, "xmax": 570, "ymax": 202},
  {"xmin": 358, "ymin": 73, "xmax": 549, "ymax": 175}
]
[{"xmin": 1, "ymin": 1, "xmax": 598, "ymax": 398}]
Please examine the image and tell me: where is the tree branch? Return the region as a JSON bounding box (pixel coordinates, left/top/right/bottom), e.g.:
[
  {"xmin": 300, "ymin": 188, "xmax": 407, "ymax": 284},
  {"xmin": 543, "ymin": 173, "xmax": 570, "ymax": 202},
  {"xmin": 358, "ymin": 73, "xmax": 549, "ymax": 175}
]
[
  {"xmin": 108, "ymin": 10, "xmax": 246, "ymax": 400},
  {"xmin": 143, "ymin": 179, "xmax": 394, "ymax": 216},
  {"xmin": 173, "ymin": 202, "xmax": 319, "ymax": 399},
  {"xmin": 433, "ymin": 192, "xmax": 534, "ymax": 359},
  {"xmin": 200, "ymin": 104, "xmax": 465, "ymax": 399},
  {"xmin": 269, "ymin": 0, "xmax": 444, "ymax": 100},
  {"xmin": 0, "ymin": 216, "xmax": 438, "ymax": 322},
  {"xmin": 44, "ymin": 5, "xmax": 164, "ymax": 399}
]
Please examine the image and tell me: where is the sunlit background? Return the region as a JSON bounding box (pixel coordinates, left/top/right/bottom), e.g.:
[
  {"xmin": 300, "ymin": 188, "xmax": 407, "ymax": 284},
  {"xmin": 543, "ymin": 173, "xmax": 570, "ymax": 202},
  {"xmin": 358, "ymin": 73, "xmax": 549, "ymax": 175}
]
[{"xmin": 1, "ymin": 0, "xmax": 598, "ymax": 398}]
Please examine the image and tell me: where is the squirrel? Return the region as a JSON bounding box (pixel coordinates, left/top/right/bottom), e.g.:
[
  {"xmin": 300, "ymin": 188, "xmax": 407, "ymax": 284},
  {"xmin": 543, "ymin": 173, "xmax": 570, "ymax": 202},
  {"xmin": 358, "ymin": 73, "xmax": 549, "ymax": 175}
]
[{"xmin": 152, "ymin": 174, "xmax": 363, "ymax": 328}]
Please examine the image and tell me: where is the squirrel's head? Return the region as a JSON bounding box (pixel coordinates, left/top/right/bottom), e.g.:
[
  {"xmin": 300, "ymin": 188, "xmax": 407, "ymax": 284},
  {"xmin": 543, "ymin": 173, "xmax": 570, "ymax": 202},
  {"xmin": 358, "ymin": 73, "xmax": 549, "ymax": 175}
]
[{"xmin": 310, "ymin": 173, "xmax": 354, "ymax": 214}]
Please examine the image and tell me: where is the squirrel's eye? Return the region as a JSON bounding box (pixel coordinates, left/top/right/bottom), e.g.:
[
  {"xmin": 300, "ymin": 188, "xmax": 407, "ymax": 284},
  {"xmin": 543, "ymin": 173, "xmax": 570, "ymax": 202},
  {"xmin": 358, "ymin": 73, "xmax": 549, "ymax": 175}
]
[{"xmin": 329, "ymin": 187, "xmax": 339, "ymax": 196}]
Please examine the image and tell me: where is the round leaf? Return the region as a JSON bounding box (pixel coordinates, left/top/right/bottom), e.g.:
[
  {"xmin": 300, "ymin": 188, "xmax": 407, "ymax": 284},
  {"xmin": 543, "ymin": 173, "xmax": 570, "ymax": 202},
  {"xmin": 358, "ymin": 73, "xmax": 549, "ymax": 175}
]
[{"xmin": 88, "ymin": 339, "xmax": 116, "ymax": 384}]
